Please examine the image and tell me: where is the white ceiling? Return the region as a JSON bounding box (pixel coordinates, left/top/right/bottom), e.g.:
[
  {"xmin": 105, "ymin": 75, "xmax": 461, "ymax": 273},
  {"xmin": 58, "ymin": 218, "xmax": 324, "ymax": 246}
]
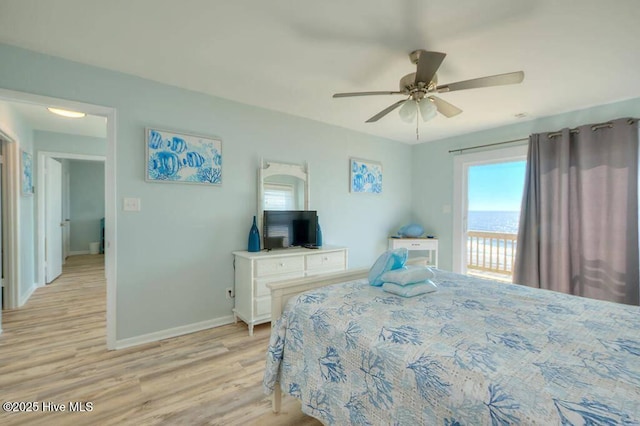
[
  {"xmin": 1, "ymin": 100, "xmax": 106, "ymax": 138},
  {"xmin": 0, "ymin": 0, "xmax": 638, "ymax": 144}
]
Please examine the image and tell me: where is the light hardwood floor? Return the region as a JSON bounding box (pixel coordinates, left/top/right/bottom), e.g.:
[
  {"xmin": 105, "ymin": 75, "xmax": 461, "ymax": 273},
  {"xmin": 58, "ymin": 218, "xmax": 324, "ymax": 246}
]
[{"xmin": 0, "ymin": 255, "xmax": 320, "ymax": 426}]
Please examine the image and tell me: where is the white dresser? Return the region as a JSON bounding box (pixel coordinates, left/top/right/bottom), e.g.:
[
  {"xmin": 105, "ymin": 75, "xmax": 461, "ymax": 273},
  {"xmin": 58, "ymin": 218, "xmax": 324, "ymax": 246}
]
[
  {"xmin": 232, "ymin": 246, "xmax": 348, "ymax": 335},
  {"xmin": 388, "ymin": 237, "xmax": 438, "ymax": 267}
]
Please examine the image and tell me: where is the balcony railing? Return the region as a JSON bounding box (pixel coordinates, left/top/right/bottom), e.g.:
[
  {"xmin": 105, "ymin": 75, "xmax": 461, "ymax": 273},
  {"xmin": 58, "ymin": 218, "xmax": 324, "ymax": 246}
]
[{"xmin": 467, "ymin": 230, "xmax": 518, "ymax": 278}]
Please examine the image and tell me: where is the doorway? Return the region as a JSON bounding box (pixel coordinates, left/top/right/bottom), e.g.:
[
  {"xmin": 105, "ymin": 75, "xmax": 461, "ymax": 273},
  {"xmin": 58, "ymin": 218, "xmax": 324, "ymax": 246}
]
[
  {"xmin": 0, "ymin": 88, "xmax": 116, "ymax": 349},
  {"xmin": 38, "ymin": 153, "xmax": 106, "ymax": 285},
  {"xmin": 452, "ymin": 145, "xmax": 527, "ymax": 278}
]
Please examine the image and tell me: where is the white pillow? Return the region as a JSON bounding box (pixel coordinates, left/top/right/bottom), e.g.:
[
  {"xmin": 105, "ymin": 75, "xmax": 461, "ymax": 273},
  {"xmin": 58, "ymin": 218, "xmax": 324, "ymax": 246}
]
[
  {"xmin": 380, "ymin": 265, "xmax": 435, "ymax": 286},
  {"xmin": 382, "ymin": 281, "xmax": 437, "ymax": 297}
]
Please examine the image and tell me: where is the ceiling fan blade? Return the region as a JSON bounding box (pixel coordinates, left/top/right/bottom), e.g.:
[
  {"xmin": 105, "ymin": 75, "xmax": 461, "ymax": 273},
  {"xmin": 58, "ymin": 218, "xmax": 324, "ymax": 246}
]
[
  {"xmin": 414, "ymin": 51, "xmax": 446, "ymax": 84},
  {"xmin": 429, "ymin": 96, "xmax": 462, "ymax": 118},
  {"xmin": 333, "ymin": 91, "xmax": 404, "ymax": 98},
  {"xmin": 437, "ymin": 71, "xmax": 524, "ymax": 93},
  {"xmin": 365, "ymin": 99, "xmax": 407, "ymax": 123}
]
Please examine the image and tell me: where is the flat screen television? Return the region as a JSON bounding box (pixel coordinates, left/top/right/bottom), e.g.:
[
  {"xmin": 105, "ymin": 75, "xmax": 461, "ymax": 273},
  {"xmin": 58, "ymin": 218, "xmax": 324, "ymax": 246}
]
[{"xmin": 263, "ymin": 210, "xmax": 318, "ymax": 249}]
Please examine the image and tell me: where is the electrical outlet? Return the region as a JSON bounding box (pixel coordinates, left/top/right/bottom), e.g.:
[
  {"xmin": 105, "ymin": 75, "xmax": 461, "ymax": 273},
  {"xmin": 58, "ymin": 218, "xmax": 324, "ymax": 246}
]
[{"xmin": 225, "ymin": 287, "xmax": 234, "ymax": 299}]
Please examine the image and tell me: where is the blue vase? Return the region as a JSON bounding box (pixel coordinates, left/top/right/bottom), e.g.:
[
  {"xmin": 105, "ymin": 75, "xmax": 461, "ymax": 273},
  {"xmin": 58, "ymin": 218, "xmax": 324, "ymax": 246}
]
[
  {"xmin": 316, "ymin": 218, "xmax": 323, "ymax": 247},
  {"xmin": 248, "ymin": 216, "xmax": 260, "ymax": 252}
]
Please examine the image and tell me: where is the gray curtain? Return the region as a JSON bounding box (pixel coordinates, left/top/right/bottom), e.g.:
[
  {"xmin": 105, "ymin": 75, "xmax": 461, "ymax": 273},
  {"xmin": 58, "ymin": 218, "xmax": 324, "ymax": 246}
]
[{"xmin": 514, "ymin": 117, "xmax": 639, "ymax": 305}]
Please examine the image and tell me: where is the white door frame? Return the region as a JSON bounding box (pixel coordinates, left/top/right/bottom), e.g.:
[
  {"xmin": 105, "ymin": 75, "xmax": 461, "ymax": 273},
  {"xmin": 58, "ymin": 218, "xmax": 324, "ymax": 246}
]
[
  {"xmin": 0, "ymin": 88, "xmax": 117, "ymax": 349},
  {"xmin": 62, "ymin": 164, "xmax": 70, "ymax": 263},
  {"xmin": 38, "ymin": 153, "xmax": 106, "ymax": 283},
  {"xmin": 0, "ymin": 142, "xmax": 2, "ymax": 318},
  {"xmin": 0, "ymin": 129, "xmax": 20, "ymax": 313},
  {"xmin": 452, "ymin": 144, "xmax": 528, "ymax": 274}
]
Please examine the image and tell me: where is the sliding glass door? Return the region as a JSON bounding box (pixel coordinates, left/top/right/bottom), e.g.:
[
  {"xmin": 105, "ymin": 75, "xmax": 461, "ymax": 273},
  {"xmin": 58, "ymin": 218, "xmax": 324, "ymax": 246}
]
[{"xmin": 452, "ymin": 145, "xmax": 527, "ymax": 280}]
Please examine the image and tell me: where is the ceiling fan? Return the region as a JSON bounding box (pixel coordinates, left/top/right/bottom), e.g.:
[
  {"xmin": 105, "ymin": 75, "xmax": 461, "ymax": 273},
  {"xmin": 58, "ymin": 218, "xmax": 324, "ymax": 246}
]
[{"xmin": 333, "ymin": 50, "xmax": 524, "ymax": 126}]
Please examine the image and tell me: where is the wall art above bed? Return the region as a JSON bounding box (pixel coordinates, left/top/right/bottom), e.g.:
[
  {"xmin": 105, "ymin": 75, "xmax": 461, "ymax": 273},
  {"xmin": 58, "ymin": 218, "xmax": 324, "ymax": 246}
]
[
  {"xmin": 350, "ymin": 157, "xmax": 382, "ymax": 194},
  {"xmin": 145, "ymin": 128, "xmax": 222, "ymax": 185}
]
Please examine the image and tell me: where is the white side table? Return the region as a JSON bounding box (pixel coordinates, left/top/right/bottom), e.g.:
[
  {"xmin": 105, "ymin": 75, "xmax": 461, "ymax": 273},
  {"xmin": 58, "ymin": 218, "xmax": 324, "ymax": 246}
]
[{"xmin": 388, "ymin": 238, "xmax": 438, "ymax": 267}]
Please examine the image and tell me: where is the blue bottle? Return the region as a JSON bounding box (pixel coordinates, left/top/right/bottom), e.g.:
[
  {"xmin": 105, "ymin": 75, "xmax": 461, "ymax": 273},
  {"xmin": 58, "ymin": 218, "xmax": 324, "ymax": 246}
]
[
  {"xmin": 248, "ymin": 216, "xmax": 260, "ymax": 252},
  {"xmin": 316, "ymin": 218, "xmax": 323, "ymax": 247}
]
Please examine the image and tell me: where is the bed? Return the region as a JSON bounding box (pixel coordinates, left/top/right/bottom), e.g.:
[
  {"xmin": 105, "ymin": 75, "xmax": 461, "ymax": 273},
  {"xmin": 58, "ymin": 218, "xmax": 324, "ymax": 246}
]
[{"xmin": 263, "ymin": 266, "xmax": 640, "ymax": 425}]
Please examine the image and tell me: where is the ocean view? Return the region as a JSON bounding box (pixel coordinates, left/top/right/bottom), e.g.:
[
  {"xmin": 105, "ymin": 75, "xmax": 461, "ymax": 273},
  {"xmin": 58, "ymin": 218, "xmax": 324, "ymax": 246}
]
[
  {"xmin": 466, "ymin": 160, "xmax": 524, "ymax": 276},
  {"xmin": 468, "ymin": 210, "xmax": 520, "ymax": 234}
]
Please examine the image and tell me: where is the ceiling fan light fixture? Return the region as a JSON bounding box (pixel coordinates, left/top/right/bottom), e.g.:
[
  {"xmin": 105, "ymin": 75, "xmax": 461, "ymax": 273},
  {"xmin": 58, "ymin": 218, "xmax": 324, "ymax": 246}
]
[
  {"xmin": 419, "ymin": 98, "xmax": 437, "ymax": 122},
  {"xmin": 398, "ymin": 100, "xmax": 417, "ymax": 123},
  {"xmin": 332, "ymin": 49, "xmax": 524, "ymax": 134},
  {"xmin": 47, "ymin": 107, "xmax": 86, "ymax": 118}
]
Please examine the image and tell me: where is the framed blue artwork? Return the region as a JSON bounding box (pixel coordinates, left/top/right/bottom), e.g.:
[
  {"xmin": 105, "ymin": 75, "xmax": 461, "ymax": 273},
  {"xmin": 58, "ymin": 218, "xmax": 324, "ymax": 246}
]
[
  {"xmin": 21, "ymin": 150, "xmax": 34, "ymax": 195},
  {"xmin": 145, "ymin": 128, "xmax": 222, "ymax": 185},
  {"xmin": 350, "ymin": 158, "xmax": 382, "ymax": 194}
]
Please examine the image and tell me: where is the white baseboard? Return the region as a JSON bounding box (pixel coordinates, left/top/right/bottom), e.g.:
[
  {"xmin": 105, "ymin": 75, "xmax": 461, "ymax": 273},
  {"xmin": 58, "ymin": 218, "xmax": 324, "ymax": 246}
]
[
  {"xmin": 69, "ymin": 250, "xmax": 91, "ymax": 256},
  {"xmin": 114, "ymin": 315, "xmax": 236, "ymax": 350},
  {"xmin": 18, "ymin": 283, "xmax": 38, "ymax": 307}
]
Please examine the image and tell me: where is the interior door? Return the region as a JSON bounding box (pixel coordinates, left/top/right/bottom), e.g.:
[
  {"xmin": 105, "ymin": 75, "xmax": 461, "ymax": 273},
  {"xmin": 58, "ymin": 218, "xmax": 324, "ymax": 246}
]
[{"xmin": 45, "ymin": 158, "xmax": 63, "ymax": 283}]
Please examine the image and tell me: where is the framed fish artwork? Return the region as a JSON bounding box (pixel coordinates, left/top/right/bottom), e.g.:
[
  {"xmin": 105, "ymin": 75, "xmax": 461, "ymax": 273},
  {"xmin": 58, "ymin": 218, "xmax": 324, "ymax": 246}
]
[
  {"xmin": 349, "ymin": 157, "xmax": 382, "ymax": 194},
  {"xmin": 145, "ymin": 128, "xmax": 222, "ymax": 185}
]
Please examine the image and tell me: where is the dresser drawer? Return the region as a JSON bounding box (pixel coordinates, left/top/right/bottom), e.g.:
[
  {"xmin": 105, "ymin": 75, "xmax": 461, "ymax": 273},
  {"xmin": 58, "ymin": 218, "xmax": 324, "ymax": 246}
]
[
  {"xmin": 306, "ymin": 251, "xmax": 346, "ymax": 271},
  {"xmin": 390, "ymin": 239, "xmax": 437, "ymax": 250},
  {"xmin": 255, "ymin": 271, "xmax": 305, "ymax": 297},
  {"xmin": 255, "ymin": 256, "xmax": 304, "ymax": 277},
  {"xmin": 255, "ymin": 296, "xmax": 271, "ymax": 317}
]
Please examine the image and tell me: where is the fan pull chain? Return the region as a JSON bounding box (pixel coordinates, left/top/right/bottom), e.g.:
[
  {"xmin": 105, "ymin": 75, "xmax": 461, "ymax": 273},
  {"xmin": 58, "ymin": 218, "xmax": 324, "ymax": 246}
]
[{"xmin": 416, "ymin": 106, "xmax": 420, "ymax": 140}]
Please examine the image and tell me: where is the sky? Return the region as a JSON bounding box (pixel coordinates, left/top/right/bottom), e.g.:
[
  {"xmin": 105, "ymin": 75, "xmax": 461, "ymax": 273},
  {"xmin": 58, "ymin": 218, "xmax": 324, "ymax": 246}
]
[{"xmin": 468, "ymin": 161, "xmax": 526, "ymax": 211}]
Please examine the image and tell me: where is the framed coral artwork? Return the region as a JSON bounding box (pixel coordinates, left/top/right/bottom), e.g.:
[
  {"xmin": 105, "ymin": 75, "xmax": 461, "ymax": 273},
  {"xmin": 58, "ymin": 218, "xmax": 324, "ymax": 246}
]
[
  {"xmin": 145, "ymin": 128, "xmax": 222, "ymax": 185},
  {"xmin": 350, "ymin": 157, "xmax": 382, "ymax": 194},
  {"xmin": 21, "ymin": 150, "xmax": 34, "ymax": 195}
]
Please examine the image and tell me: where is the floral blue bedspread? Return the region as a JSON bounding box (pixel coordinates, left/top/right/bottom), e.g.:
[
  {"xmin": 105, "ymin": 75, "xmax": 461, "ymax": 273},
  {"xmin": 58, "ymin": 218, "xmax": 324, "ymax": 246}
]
[{"xmin": 263, "ymin": 270, "xmax": 640, "ymax": 425}]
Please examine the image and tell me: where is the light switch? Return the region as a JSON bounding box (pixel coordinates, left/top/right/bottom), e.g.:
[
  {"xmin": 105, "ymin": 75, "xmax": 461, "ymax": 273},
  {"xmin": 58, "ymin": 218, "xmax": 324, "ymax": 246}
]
[
  {"xmin": 442, "ymin": 204, "xmax": 451, "ymax": 214},
  {"xmin": 123, "ymin": 197, "xmax": 141, "ymax": 211}
]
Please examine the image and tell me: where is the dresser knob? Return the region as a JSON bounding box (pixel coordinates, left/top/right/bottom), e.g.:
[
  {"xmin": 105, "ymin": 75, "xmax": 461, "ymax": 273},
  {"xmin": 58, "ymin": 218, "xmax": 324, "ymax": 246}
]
[{"xmin": 279, "ymin": 263, "xmax": 284, "ymax": 267}]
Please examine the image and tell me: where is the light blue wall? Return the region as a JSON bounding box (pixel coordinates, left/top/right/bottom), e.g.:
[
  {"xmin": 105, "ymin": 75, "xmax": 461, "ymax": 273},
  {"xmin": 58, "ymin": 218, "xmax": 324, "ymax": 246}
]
[
  {"xmin": 0, "ymin": 43, "xmax": 412, "ymax": 340},
  {"xmin": 411, "ymin": 97, "xmax": 640, "ymax": 271},
  {"xmin": 68, "ymin": 160, "xmax": 105, "ymax": 252},
  {"xmin": 34, "ymin": 130, "xmax": 106, "ymax": 157},
  {"xmin": 0, "ymin": 100, "xmax": 35, "ymax": 300}
]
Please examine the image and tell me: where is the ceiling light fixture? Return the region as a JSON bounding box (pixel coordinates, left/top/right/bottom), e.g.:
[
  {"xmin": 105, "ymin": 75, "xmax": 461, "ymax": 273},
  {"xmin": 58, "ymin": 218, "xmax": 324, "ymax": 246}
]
[
  {"xmin": 419, "ymin": 98, "xmax": 437, "ymax": 121},
  {"xmin": 398, "ymin": 100, "xmax": 417, "ymax": 123},
  {"xmin": 398, "ymin": 98, "xmax": 437, "ymax": 140},
  {"xmin": 47, "ymin": 107, "xmax": 86, "ymax": 118}
]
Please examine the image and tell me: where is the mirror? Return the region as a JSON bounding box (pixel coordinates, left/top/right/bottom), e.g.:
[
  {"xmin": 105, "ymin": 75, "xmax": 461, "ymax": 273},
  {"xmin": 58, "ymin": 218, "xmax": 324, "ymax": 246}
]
[
  {"xmin": 258, "ymin": 159, "xmax": 309, "ymax": 240},
  {"xmin": 263, "ymin": 174, "xmax": 305, "ymax": 210}
]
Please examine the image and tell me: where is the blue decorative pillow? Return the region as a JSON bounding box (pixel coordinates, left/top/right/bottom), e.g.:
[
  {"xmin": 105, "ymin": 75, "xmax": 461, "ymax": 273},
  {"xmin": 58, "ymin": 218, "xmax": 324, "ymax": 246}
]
[
  {"xmin": 368, "ymin": 248, "xmax": 408, "ymax": 287},
  {"xmin": 398, "ymin": 223, "xmax": 425, "ymax": 238}
]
